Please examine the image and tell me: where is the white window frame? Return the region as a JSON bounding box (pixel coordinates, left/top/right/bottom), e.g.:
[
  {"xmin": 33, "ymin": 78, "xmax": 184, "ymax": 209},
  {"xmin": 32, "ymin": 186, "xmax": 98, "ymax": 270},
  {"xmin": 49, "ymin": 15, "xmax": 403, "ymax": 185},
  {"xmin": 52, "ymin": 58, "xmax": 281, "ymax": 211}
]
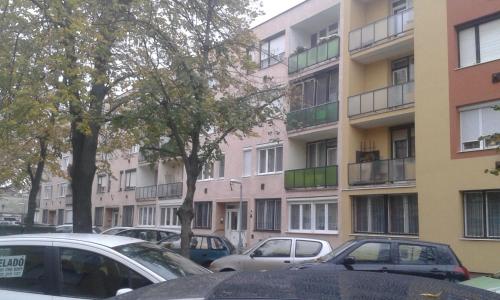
[
  {"xmin": 97, "ymin": 175, "xmax": 106, "ymax": 193},
  {"xmin": 464, "ymin": 190, "xmax": 500, "ymax": 239},
  {"xmin": 43, "ymin": 185, "xmax": 52, "ymax": 200},
  {"xmin": 288, "ymin": 201, "xmax": 338, "ymax": 234},
  {"xmin": 138, "ymin": 206, "xmax": 156, "ymax": 226},
  {"xmin": 160, "ymin": 206, "xmax": 180, "ymax": 228},
  {"xmin": 198, "ymin": 162, "xmax": 214, "ymax": 181},
  {"xmin": 58, "ymin": 183, "xmax": 67, "ymax": 198},
  {"xmin": 124, "ymin": 169, "xmax": 136, "ymax": 190},
  {"xmin": 460, "ymin": 101, "xmax": 500, "ymax": 152},
  {"xmin": 259, "ymin": 34, "xmax": 285, "ymax": 69},
  {"xmin": 218, "ymin": 154, "xmax": 225, "ymax": 179},
  {"xmin": 458, "ymin": 16, "xmax": 500, "ymax": 68},
  {"xmin": 242, "ymin": 149, "xmax": 252, "ymax": 177},
  {"xmin": 62, "ymin": 156, "xmax": 70, "ymax": 169},
  {"xmin": 257, "ymin": 145, "xmax": 283, "ymax": 175}
]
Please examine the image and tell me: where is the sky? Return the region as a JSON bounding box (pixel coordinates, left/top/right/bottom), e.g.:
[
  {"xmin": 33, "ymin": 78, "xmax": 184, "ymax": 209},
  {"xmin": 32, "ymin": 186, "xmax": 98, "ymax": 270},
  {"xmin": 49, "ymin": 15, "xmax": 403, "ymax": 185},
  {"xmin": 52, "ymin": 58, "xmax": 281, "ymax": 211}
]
[{"xmin": 251, "ymin": 0, "xmax": 306, "ymax": 27}]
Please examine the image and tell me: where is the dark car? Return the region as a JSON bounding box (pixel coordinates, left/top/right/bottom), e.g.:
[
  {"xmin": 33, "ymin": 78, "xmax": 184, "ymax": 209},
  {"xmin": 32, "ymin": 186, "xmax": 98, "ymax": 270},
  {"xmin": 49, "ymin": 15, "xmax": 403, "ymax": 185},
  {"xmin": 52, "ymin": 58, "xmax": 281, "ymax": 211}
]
[
  {"xmin": 0, "ymin": 223, "xmax": 56, "ymax": 236},
  {"xmin": 114, "ymin": 227, "xmax": 179, "ymax": 243},
  {"xmin": 296, "ymin": 238, "xmax": 470, "ymax": 282},
  {"xmin": 158, "ymin": 234, "xmax": 235, "ymax": 267},
  {"xmin": 110, "ymin": 269, "xmax": 499, "ymax": 300}
]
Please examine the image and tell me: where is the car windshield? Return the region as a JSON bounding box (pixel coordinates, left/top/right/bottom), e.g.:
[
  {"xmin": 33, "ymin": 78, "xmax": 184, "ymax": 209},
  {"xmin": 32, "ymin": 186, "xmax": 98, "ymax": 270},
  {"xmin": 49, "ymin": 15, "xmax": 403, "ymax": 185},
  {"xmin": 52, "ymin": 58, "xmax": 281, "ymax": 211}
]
[
  {"xmin": 318, "ymin": 240, "xmax": 356, "ymax": 262},
  {"xmin": 114, "ymin": 242, "xmax": 210, "ymax": 280}
]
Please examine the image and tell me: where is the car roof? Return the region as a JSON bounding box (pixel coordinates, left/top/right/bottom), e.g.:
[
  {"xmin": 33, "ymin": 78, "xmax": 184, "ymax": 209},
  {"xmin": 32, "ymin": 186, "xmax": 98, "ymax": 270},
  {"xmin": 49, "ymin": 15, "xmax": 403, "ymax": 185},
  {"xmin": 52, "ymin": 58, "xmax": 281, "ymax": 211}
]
[
  {"xmin": 266, "ymin": 236, "xmax": 329, "ymax": 243},
  {"xmin": 0, "ymin": 233, "xmax": 144, "ymax": 248},
  {"xmin": 349, "ymin": 238, "xmax": 449, "ymax": 247},
  {"xmin": 126, "ymin": 227, "xmax": 180, "ymax": 232}
]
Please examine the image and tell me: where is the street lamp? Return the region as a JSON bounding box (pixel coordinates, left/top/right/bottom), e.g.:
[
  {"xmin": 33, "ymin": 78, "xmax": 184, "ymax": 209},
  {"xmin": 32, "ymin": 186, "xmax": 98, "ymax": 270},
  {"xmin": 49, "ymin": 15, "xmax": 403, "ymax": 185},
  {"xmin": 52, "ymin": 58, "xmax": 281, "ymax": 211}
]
[{"xmin": 229, "ymin": 179, "xmax": 243, "ymax": 254}]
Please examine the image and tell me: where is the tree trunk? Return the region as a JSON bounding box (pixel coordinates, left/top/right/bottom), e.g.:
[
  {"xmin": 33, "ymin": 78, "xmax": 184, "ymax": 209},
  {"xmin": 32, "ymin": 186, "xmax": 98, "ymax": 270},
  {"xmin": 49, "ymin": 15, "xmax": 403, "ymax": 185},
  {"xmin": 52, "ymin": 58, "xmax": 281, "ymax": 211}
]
[
  {"xmin": 70, "ymin": 124, "xmax": 99, "ymax": 233},
  {"xmin": 25, "ymin": 140, "xmax": 47, "ymax": 226},
  {"xmin": 178, "ymin": 172, "xmax": 196, "ymax": 258}
]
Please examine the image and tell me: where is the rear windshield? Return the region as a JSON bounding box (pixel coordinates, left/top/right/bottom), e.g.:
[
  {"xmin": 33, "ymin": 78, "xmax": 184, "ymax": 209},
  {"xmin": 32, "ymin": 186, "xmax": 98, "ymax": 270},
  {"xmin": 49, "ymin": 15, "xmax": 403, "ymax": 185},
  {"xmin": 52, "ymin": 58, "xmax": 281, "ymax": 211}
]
[
  {"xmin": 114, "ymin": 242, "xmax": 210, "ymax": 280},
  {"xmin": 319, "ymin": 240, "xmax": 356, "ymax": 262}
]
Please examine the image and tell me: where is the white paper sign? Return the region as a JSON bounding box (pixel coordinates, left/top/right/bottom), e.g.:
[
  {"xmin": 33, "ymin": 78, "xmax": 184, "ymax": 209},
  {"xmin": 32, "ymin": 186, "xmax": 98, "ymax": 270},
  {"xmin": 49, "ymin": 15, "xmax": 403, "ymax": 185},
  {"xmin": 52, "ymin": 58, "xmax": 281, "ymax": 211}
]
[{"xmin": 0, "ymin": 255, "xmax": 26, "ymax": 278}]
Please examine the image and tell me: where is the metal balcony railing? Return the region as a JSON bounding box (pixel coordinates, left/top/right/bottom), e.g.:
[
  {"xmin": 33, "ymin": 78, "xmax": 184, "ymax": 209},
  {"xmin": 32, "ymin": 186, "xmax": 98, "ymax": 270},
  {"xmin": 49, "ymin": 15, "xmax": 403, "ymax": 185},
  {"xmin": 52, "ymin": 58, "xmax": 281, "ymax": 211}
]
[
  {"xmin": 285, "ymin": 165, "xmax": 338, "ymax": 189},
  {"xmin": 287, "ymin": 101, "xmax": 339, "ymax": 131},
  {"xmin": 158, "ymin": 182, "xmax": 183, "ymax": 199},
  {"xmin": 135, "ymin": 185, "xmax": 157, "ymax": 200},
  {"xmin": 288, "ymin": 37, "xmax": 340, "ymax": 74},
  {"xmin": 349, "ymin": 7, "xmax": 414, "ymax": 52},
  {"xmin": 348, "ymin": 81, "xmax": 414, "ymax": 117},
  {"xmin": 348, "ymin": 157, "xmax": 415, "ymax": 186}
]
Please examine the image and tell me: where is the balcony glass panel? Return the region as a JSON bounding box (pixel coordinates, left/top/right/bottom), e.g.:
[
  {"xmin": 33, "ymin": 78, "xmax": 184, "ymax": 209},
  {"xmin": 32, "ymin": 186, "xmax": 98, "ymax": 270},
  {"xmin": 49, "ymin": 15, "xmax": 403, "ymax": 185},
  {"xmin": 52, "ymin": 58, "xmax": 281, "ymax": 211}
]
[
  {"xmin": 374, "ymin": 19, "xmax": 388, "ymax": 41},
  {"xmin": 373, "ymin": 88, "xmax": 388, "ymax": 111},
  {"xmin": 285, "ymin": 165, "xmax": 338, "ymax": 189},
  {"xmin": 403, "ymin": 81, "xmax": 415, "ymax": 104},
  {"xmin": 349, "ymin": 157, "xmax": 416, "ymax": 186},
  {"xmin": 361, "ymin": 25, "xmax": 374, "ymax": 47},
  {"xmin": 287, "ymin": 102, "xmax": 338, "ymax": 131},
  {"xmin": 288, "ymin": 37, "xmax": 340, "ymax": 74},
  {"xmin": 288, "ymin": 55, "xmax": 298, "ymax": 73},
  {"xmin": 388, "ymin": 85, "xmax": 403, "ymax": 107},
  {"xmin": 327, "ymin": 38, "xmax": 340, "ymax": 59},
  {"xmin": 317, "ymin": 42, "xmax": 328, "ymax": 62},
  {"xmin": 348, "ymin": 95, "xmax": 361, "ymax": 117},
  {"xmin": 158, "ymin": 182, "xmax": 183, "ymax": 199},
  {"xmin": 136, "ymin": 185, "xmax": 157, "ymax": 200},
  {"xmin": 360, "ymin": 93, "xmax": 374, "ymax": 114},
  {"xmin": 307, "ymin": 47, "xmax": 317, "ymax": 66},
  {"xmin": 297, "ymin": 52, "xmax": 308, "ymax": 70}
]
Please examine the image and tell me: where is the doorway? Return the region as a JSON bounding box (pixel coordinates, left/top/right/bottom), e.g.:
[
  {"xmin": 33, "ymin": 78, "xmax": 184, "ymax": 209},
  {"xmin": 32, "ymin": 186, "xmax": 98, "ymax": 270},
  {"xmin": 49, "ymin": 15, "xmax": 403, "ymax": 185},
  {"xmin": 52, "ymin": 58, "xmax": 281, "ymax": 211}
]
[{"xmin": 224, "ymin": 203, "xmax": 247, "ymax": 249}]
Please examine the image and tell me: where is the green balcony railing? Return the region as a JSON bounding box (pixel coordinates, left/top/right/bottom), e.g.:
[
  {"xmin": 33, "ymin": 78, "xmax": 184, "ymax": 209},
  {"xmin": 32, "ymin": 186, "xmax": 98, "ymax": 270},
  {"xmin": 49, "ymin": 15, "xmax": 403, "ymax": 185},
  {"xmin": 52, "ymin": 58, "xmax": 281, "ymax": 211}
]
[
  {"xmin": 287, "ymin": 101, "xmax": 338, "ymax": 131},
  {"xmin": 285, "ymin": 165, "xmax": 338, "ymax": 189},
  {"xmin": 288, "ymin": 37, "xmax": 340, "ymax": 74}
]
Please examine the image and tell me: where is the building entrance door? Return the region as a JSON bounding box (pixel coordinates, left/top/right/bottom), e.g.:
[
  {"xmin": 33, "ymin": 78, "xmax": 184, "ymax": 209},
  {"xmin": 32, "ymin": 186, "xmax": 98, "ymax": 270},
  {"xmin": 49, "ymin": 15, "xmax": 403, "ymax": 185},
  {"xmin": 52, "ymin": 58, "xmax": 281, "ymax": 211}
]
[{"xmin": 225, "ymin": 205, "xmax": 247, "ymax": 249}]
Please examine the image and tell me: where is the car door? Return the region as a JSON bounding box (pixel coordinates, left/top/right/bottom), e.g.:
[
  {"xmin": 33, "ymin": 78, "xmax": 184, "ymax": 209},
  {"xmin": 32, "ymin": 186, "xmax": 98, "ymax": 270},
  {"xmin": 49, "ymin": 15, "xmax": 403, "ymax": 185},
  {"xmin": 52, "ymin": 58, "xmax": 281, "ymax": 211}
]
[
  {"xmin": 189, "ymin": 236, "xmax": 209, "ymax": 266},
  {"xmin": 293, "ymin": 240, "xmax": 325, "ymax": 265},
  {"xmin": 0, "ymin": 242, "xmax": 53, "ymax": 300},
  {"xmin": 51, "ymin": 245, "xmax": 154, "ymax": 299},
  {"xmin": 208, "ymin": 237, "xmax": 231, "ymax": 262},
  {"xmin": 339, "ymin": 241, "xmax": 394, "ymax": 273},
  {"xmin": 392, "ymin": 243, "xmax": 445, "ymax": 280},
  {"xmin": 243, "ymin": 239, "xmax": 293, "ymax": 271}
]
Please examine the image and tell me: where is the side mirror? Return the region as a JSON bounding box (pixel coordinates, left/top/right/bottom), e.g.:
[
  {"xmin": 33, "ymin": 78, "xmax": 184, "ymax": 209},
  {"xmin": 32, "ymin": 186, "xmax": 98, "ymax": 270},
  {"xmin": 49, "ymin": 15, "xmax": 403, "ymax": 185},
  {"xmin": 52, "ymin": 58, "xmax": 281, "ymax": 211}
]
[
  {"xmin": 116, "ymin": 288, "xmax": 133, "ymax": 296},
  {"xmin": 250, "ymin": 249, "xmax": 262, "ymax": 258},
  {"xmin": 343, "ymin": 256, "xmax": 356, "ymax": 266}
]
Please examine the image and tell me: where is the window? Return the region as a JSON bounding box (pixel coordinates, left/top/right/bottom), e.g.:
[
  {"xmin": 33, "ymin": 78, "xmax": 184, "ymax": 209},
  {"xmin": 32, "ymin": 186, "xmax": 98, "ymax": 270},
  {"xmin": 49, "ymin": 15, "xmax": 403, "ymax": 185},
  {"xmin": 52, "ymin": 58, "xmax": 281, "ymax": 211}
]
[
  {"xmin": 464, "ymin": 190, "xmax": 500, "ymax": 238},
  {"xmin": 62, "ymin": 156, "xmax": 70, "ymax": 169},
  {"xmin": 458, "ymin": 15, "xmax": 500, "ymax": 67},
  {"xmin": 253, "ymin": 239, "xmax": 291, "ymax": 257},
  {"xmin": 255, "ymin": 199, "xmax": 281, "ymax": 231},
  {"xmin": 295, "ymin": 240, "xmax": 323, "ymax": 258},
  {"xmin": 42, "ymin": 209, "xmax": 48, "ymax": 224},
  {"xmin": 243, "ymin": 149, "xmax": 252, "ymax": 176},
  {"xmin": 97, "ymin": 175, "xmax": 106, "ymax": 193},
  {"xmin": 398, "ymin": 244, "xmax": 436, "ymax": 265},
  {"xmin": 391, "ymin": 125, "xmax": 415, "ymax": 158},
  {"xmin": 130, "ymin": 144, "xmax": 140, "ymax": 154},
  {"xmin": 391, "ymin": 56, "xmax": 414, "ymax": 85},
  {"xmin": 58, "ymin": 183, "xmax": 67, "ymax": 198},
  {"xmin": 190, "ymin": 236, "xmax": 209, "ymax": 250},
  {"xmin": 124, "ymin": 169, "xmax": 136, "ymax": 190},
  {"xmin": 0, "ymin": 246, "xmax": 47, "ymax": 293},
  {"xmin": 138, "ymin": 206, "xmax": 156, "ymax": 226},
  {"xmin": 160, "ymin": 206, "xmax": 180, "ymax": 227},
  {"xmin": 460, "ymin": 102, "xmax": 500, "ymax": 151},
  {"xmin": 218, "ymin": 154, "xmax": 225, "ymax": 178},
  {"xmin": 57, "ymin": 209, "xmax": 64, "ymax": 225},
  {"xmin": 307, "ymin": 139, "xmax": 337, "ymax": 168},
  {"xmin": 43, "ymin": 185, "xmax": 52, "ymax": 200},
  {"xmin": 349, "ymin": 242, "xmax": 392, "ymax": 263},
  {"xmin": 194, "ymin": 202, "xmax": 212, "ymax": 229},
  {"xmin": 257, "ymin": 145, "xmax": 283, "ymax": 174},
  {"xmin": 198, "ymin": 163, "xmax": 214, "ymax": 180},
  {"xmin": 289, "ymin": 201, "xmax": 338, "ymax": 232},
  {"xmin": 122, "ymin": 206, "xmax": 134, "ymax": 227},
  {"xmin": 290, "ymin": 70, "xmax": 339, "ymax": 112},
  {"xmin": 94, "ymin": 207, "xmax": 104, "ymax": 226},
  {"xmin": 59, "ymin": 248, "xmax": 151, "ymax": 299},
  {"xmin": 310, "ymin": 23, "xmax": 338, "ymax": 47},
  {"xmin": 353, "ymin": 194, "xmax": 418, "ymax": 235},
  {"xmin": 65, "ymin": 210, "xmax": 73, "ymax": 224},
  {"xmin": 260, "ymin": 34, "xmax": 285, "ymax": 69}
]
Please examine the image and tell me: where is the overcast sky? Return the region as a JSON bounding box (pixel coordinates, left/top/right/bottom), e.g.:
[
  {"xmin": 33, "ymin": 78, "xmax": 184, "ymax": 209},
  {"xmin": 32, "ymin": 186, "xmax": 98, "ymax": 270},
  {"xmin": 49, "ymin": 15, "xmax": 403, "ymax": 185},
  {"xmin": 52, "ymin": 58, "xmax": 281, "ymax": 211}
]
[{"xmin": 251, "ymin": 0, "xmax": 306, "ymax": 27}]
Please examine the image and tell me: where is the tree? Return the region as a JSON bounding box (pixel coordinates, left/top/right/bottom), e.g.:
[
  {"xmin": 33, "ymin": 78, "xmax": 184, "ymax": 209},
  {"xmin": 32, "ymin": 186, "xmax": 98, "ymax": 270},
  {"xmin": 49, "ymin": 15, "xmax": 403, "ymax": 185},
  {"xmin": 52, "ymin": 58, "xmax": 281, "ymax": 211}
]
[
  {"xmin": 0, "ymin": 0, "xmax": 68, "ymax": 226},
  {"xmin": 484, "ymin": 105, "xmax": 500, "ymax": 176},
  {"xmin": 124, "ymin": 0, "xmax": 284, "ymax": 257}
]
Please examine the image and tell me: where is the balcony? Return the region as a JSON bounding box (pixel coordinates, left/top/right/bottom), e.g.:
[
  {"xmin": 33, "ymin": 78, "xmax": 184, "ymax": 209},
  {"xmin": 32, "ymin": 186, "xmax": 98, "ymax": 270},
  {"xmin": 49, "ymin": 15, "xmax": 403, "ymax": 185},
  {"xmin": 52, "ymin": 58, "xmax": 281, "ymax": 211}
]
[
  {"xmin": 349, "ymin": 8, "xmax": 414, "ymax": 53},
  {"xmin": 288, "ymin": 37, "xmax": 340, "ymax": 74},
  {"xmin": 348, "ymin": 81, "xmax": 414, "ymax": 118},
  {"xmin": 135, "ymin": 185, "xmax": 157, "ymax": 201},
  {"xmin": 158, "ymin": 182, "xmax": 183, "ymax": 199},
  {"xmin": 285, "ymin": 165, "xmax": 338, "ymax": 189},
  {"xmin": 348, "ymin": 157, "xmax": 415, "ymax": 186},
  {"xmin": 287, "ymin": 102, "xmax": 339, "ymax": 131}
]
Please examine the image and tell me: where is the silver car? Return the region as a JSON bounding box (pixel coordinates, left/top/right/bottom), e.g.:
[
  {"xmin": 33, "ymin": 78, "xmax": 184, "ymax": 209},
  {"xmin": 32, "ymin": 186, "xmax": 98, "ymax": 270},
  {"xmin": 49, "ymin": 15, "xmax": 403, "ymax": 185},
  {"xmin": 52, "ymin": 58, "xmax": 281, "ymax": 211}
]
[{"xmin": 209, "ymin": 237, "xmax": 332, "ymax": 272}]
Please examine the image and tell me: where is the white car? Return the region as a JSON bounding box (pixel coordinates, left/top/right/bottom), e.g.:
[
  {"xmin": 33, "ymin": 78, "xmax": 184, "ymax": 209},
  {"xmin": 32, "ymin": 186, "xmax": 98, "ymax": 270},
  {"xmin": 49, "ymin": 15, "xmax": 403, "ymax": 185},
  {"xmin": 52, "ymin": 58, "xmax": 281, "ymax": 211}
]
[
  {"xmin": 100, "ymin": 226, "xmax": 133, "ymax": 235},
  {"xmin": 0, "ymin": 233, "xmax": 210, "ymax": 299},
  {"xmin": 209, "ymin": 237, "xmax": 332, "ymax": 272}
]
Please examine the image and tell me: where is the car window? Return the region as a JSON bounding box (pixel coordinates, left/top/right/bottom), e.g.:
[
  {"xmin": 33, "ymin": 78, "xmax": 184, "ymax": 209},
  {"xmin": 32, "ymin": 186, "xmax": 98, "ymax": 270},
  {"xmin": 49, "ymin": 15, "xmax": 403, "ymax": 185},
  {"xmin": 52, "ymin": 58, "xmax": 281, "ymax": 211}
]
[
  {"xmin": 295, "ymin": 240, "xmax": 322, "ymax": 258},
  {"xmin": 210, "ymin": 237, "xmax": 225, "ymax": 250},
  {"xmin": 158, "ymin": 231, "xmax": 171, "ymax": 241},
  {"xmin": 103, "ymin": 228, "xmax": 126, "ymax": 235},
  {"xmin": 59, "ymin": 247, "xmax": 152, "ymax": 299},
  {"xmin": 114, "ymin": 242, "xmax": 210, "ymax": 280},
  {"xmin": 137, "ymin": 230, "xmax": 157, "ymax": 242},
  {"xmin": 348, "ymin": 242, "xmax": 391, "ymax": 263},
  {"xmin": 191, "ymin": 236, "xmax": 209, "ymax": 250},
  {"xmin": 253, "ymin": 239, "xmax": 292, "ymax": 258},
  {"xmin": 160, "ymin": 235, "xmax": 181, "ymax": 250},
  {"xmin": 398, "ymin": 244, "xmax": 437, "ymax": 265},
  {"xmin": 117, "ymin": 230, "xmax": 138, "ymax": 238},
  {"xmin": 0, "ymin": 246, "xmax": 46, "ymax": 294}
]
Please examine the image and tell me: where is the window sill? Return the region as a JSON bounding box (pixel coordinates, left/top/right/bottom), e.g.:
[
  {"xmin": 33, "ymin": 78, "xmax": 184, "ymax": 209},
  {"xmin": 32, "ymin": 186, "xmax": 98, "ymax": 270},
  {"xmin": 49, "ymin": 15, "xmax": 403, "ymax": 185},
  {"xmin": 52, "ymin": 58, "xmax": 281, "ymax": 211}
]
[
  {"xmin": 458, "ymin": 147, "xmax": 498, "ymax": 154},
  {"xmin": 460, "ymin": 237, "xmax": 500, "ymax": 242},
  {"xmin": 124, "ymin": 187, "xmax": 136, "ymax": 191},
  {"xmin": 454, "ymin": 57, "xmax": 500, "ymax": 71},
  {"xmin": 349, "ymin": 233, "xmax": 419, "ymax": 239},
  {"xmin": 254, "ymin": 229, "xmax": 281, "ymax": 233},
  {"xmin": 287, "ymin": 230, "xmax": 338, "ymax": 235},
  {"xmin": 256, "ymin": 172, "xmax": 283, "ymax": 176},
  {"xmin": 197, "ymin": 179, "xmax": 215, "ymax": 182}
]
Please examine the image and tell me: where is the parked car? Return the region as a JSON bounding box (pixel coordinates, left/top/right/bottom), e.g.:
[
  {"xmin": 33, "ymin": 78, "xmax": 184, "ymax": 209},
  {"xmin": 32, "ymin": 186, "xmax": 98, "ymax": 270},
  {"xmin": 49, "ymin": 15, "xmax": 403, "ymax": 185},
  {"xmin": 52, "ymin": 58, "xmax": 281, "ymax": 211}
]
[
  {"xmin": 110, "ymin": 269, "xmax": 500, "ymax": 300},
  {"xmin": 101, "ymin": 226, "xmax": 133, "ymax": 235},
  {"xmin": 461, "ymin": 271, "xmax": 500, "ymax": 294},
  {"xmin": 0, "ymin": 224, "xmax": 55, "ymax": 236},
  {"xmin": 55, "ymin": 224, "xmax": 102, "ymax": 234},
  {"xmin": 113, "ymin": 227, "xmax": 180, "ymax": 243},
  {"xmin": 0, "ymin": 233, "xmax": 210, "ymax": 299},
  {"xmin": 209, "ymin": 237, "xmax": 332, "ymax": 272},
  {"xmin": 158, "ymin": 234, "xmax": 235, "ymax": 267},
  {"xmin": 295, "ymin": 238, "xmax": 470, "ymax": 282}
]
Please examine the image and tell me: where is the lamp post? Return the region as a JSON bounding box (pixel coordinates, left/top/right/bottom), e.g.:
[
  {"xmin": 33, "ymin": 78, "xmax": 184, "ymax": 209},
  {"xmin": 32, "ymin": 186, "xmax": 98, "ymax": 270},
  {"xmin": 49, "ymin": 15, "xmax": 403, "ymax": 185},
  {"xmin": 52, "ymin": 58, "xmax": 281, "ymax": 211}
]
[{"xmin": 229, "ymin": 179, "xmax": 243, "ymax": 254}]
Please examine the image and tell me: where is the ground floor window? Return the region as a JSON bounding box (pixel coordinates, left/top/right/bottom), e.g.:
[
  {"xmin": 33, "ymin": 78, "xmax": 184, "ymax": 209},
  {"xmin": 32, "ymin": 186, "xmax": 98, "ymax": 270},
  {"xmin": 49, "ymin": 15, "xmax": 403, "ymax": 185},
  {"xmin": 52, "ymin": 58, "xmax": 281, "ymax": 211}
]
[
  {"xmin": 65, "ymin": 210, "xmax": 73, "ymax": 224},
  {"xmin": 160, "ymin": 206, "xmax": 180, "ymax": 227},
  {"xmin": 255, "ymin": 199, "xmax": 281, "ymax": 231},
  {"xmin": 138, "ymin": 206, "xmax": 156, "ymax": 226},
  {"xmin": 122, "ymin": 205, "xmax": 134, "ymax": 227},
  {"xmin": 289, "ymin": 201, "xmax": 338, "ymax": 233},
  {"xmin": 94, "ymin": 207, "xmax": 104, "ymax": 226},
  {"xmin": 57, "ymin": 209, "xmax": 64, "ymax": 225},
  {"xmin": 353, "ymin": 194, "xmax": 418, "ymax": 235},
  {"xmin": 194, "ymin": 202, "xmax": 212, "ymax": 229},
  {"xmin": 42, "ymin": 209, "xmax": 48, "ymax": 224},
  {"xmin": 464, "ymin": 190, "xmax": 500, "ymax": 238}
]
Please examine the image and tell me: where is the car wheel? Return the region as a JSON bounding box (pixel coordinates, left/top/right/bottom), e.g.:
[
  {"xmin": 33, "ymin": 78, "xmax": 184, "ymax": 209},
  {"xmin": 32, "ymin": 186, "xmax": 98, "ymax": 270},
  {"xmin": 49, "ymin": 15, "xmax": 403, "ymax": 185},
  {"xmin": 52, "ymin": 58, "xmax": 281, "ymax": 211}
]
[{"xmin": 220, "ymin": 268, "xmax": 235, "ymax": 272}]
